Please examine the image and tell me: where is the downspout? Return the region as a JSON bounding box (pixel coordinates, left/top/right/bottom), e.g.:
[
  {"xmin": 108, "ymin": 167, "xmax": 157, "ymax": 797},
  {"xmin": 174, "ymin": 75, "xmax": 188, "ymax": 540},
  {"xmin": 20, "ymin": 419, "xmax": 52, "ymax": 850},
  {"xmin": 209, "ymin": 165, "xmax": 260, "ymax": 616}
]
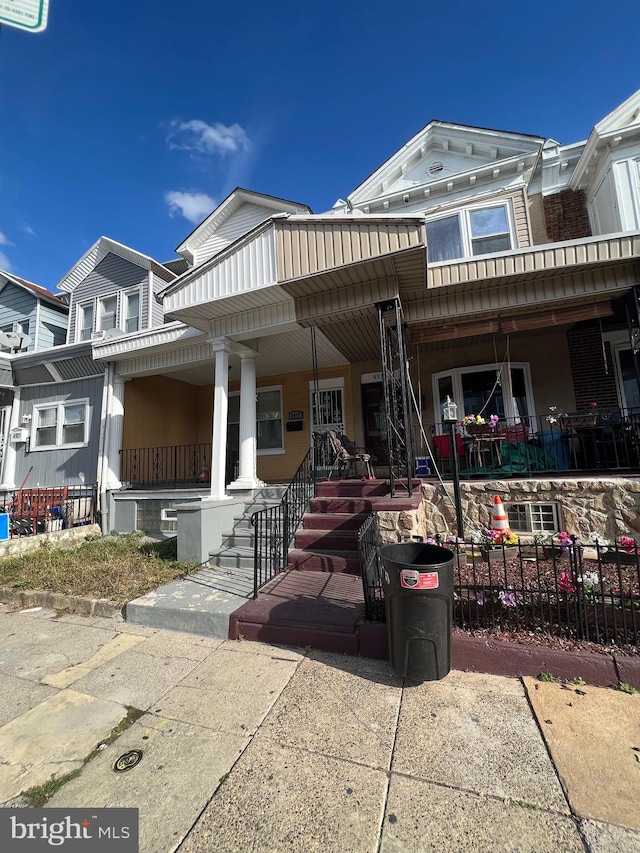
[
  {"xmin": 96, "ymin": 364, "xmax": 113, "ymax": 533},
  {"xmin": 34, "ymin": 301, "xmax": 41, "ymax": 350}
]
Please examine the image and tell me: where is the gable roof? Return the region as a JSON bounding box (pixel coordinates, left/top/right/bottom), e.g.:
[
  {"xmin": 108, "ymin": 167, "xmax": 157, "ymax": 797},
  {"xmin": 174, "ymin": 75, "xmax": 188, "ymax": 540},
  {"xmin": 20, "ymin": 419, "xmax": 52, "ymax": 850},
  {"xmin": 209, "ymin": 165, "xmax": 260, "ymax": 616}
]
[
  {"xmin": 348, "ymin": 121, "xmax": 545, "ymax": 207},
  {"xmin": 175, "ymin": 187, "xmax": 312, "ymax": 262},
  {"xmin": 570, "ymin": 89, "xmax": 640, "ymax": 190},
  {"xmin": 55, "ymin": 236, "xmax": 176, "ymax": 294},
  {"xmin": 0, "ymin": 270, "xmax": 68, "ymax": 308}
]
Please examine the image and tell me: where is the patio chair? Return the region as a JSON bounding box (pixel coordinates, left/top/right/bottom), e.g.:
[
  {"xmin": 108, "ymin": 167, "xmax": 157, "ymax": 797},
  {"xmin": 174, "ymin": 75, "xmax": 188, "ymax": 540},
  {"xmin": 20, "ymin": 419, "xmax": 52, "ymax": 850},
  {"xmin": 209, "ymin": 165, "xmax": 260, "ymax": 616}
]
[{"xmin": 326, "ymin": 431, "xmax": 375, "ymax": 480}]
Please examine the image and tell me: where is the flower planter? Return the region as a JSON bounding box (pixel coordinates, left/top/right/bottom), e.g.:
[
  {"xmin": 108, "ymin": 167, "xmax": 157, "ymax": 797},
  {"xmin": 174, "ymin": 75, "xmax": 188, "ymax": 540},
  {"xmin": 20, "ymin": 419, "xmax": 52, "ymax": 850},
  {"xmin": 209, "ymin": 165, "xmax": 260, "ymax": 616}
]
[
  {"xmin": 542, "ymin": 545, "xmax": 571, "ymax": 561},
  {"xmin": 480, "ymin": 547, "xmax": 519, "ymax": 564},
  {"xmin": 465, "ymin": 424, "xmax": 498, "ymax": 437},
  {"xmin": 596, "ymin": 550, "xmax": 639, "ymax": 566}
]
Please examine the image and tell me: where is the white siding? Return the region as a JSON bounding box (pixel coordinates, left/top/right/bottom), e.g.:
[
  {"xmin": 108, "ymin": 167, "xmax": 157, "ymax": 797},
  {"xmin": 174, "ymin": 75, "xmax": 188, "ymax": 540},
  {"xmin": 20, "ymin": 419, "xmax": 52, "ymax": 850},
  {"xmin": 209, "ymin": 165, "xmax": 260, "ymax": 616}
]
[
  {"xmin": 613, "ymin": 159, "xmax": 640, "ymax": 231},
  {"xmin": 589, "ymin": 170, "xmax": 620, "ymax": 235},
  {"xmin": 194, "ymin": 203, "xmax": 278, "ymax": 266}
]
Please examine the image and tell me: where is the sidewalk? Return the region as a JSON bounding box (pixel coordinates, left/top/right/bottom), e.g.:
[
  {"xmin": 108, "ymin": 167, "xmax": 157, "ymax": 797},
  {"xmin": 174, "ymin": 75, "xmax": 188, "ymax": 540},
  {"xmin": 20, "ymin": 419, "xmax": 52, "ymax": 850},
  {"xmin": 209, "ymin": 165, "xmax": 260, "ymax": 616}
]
[{"xmin": 0, "ymin": 602, "xmax": 639, "ymax": 852}]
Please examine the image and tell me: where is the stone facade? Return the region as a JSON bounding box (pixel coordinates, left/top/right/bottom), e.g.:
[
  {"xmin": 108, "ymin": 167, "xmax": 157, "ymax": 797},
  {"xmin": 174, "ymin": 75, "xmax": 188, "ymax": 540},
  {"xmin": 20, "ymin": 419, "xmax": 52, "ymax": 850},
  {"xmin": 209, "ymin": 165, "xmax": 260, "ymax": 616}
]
[{"xmin": 373, "ymin": 479, "xmax": 640, "ymax": 544}]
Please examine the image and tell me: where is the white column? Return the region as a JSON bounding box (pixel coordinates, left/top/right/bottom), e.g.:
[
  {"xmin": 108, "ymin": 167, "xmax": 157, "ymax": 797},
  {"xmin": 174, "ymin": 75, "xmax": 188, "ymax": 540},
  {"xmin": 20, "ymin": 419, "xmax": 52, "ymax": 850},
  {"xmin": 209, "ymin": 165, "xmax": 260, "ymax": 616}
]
[
  {"xmin": 228, "ymin": 351, "xmax": 263, "ymax": 491},
  {"xmin": 1, "ymin": 388, "xmax": 21, "ymax": 489},
  {"xmin": 210, "ymin": 339, "xmax": 232, "ymax": 501},
  {"xmin": 104, "ymin": 374, "xmax": 126, "ymax": 489}
]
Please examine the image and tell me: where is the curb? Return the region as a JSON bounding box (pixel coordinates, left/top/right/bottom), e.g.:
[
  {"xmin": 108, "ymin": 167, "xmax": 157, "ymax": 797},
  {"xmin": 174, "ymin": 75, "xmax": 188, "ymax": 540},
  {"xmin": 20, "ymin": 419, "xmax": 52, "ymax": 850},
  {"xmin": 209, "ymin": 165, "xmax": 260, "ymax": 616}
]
[{"xmin": 0, "ymin": 586, "xmax": 122, "ymax": 618}]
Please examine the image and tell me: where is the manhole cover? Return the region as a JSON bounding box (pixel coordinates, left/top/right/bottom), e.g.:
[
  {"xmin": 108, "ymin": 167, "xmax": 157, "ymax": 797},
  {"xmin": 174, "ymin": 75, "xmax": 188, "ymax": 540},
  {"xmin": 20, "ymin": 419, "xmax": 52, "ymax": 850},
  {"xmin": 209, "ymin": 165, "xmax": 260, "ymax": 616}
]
[{"xmin": 113, "ymin": 750, "xmax": 143, "ymax": 773}]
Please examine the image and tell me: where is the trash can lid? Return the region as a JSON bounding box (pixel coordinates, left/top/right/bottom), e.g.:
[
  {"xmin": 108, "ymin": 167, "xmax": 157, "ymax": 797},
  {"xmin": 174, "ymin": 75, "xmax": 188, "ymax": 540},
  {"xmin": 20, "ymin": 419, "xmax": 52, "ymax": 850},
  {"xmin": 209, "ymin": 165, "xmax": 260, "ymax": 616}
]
[{"xmin": 378, "ymin": 542, "xmax": 454, "ymax": 569}]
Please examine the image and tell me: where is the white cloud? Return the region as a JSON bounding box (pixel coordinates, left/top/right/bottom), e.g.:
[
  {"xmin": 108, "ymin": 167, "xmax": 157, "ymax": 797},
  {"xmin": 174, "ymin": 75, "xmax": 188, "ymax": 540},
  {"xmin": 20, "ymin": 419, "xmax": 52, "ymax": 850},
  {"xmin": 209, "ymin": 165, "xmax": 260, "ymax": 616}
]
[
  {"xmin": 165, "ymin": 191, "xmax": 216, "ymax": 224},
  {"xmin": 0, "ymin": 251, "xmax": 13, "ymax": 272},
  {"xmin": 167, "ymin": 120, "xmax": 250, "ymax": 155},
  {"xmin": 20, "ymin": 222, "xmax": 36, "ymax": 237},
  {"xmin": 0, "ymin": 232, "xmax": 13, "ymax": 246}
]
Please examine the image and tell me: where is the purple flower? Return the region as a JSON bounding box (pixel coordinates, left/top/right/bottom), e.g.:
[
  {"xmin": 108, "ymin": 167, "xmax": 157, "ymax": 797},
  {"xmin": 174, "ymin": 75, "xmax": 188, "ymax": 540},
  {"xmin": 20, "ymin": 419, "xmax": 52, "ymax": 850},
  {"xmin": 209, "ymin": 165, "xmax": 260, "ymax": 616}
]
[
  {"xmin": 498, "ymin": 586, "xmax": 522, "ymax": 607},
  {"xmin": 476, "ymin": 591, "xmax": 485, "ymax": 606}
]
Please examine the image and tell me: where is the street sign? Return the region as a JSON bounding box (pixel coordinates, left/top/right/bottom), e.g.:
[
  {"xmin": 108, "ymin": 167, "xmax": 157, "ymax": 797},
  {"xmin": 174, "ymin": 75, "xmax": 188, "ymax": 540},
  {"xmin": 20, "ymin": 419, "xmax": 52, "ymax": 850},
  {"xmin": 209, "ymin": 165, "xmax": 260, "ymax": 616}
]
[{"xmin": 0, "ymin": 0, "xmax": 49, "ymax": 33}]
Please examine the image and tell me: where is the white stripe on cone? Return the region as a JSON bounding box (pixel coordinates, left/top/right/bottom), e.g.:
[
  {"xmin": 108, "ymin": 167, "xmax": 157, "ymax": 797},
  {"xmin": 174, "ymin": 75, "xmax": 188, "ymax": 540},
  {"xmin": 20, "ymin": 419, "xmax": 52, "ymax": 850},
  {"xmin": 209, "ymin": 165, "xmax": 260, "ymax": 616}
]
[{"xmin": 491, "ymin": 495, "xmax": 511, "ymax": 532}]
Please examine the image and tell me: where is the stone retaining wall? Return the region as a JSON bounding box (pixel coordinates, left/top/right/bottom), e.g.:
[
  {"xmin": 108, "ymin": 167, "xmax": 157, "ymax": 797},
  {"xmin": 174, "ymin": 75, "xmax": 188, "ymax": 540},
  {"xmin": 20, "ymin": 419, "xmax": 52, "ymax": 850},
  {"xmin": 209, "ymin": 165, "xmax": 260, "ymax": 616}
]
[
  {"xmin": 375, "ymin": 478, "xmax": 640, "ymax": 544},
  {"xmin": 0, "ymin": 524, "xmax": 101, "ymax": 558}
]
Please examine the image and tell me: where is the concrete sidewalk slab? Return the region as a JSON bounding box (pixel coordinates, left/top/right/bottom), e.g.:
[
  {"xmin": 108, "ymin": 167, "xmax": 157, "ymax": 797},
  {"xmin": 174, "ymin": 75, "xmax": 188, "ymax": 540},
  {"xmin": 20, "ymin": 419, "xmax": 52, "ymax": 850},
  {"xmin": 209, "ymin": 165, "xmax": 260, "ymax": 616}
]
[
  {"xmin": 69, "ymin": 647, "xmax": 202, "ymax": 710},
  {"xmin": 524, "ymin": 677, "xmax": 640, "ymax": 830},
  {"xmin": 181, "ymin": 647, "xmax": 300, "ymax": 695},
  {"xmin": 392, "ymin": 671, "xmax": 570, "ymax": 813},
  {"xmin": 379, "ymin": 775, "xmax": 584, "ymax": 853},
  {"xmin": 41, "ymin": 632, "xmax": 145, "ymax": 688},
  {"xmin": 180, "ymin": 737, "xmax": 388, "ymax": 853},
  {"xmin": 258, "ymin": 652, "xmax": 402, "ymax": 771},
  {"xmin": 0, "ymin": 673, "xmax": 57, "ymax": 727},
  {"xmin": 47, "ymin": 712, "xmax": 248, "ymax": 853},
  {"xmin": 580, "ymin": 819, "xmax": 640, "ymax": 852},
  {"xmin": 0, "ymin": 613, "xmax": 118, "ymax": 682},
  {"xmin": 0, "ymin": 688, "xmax": 126, "ymax": 803}
]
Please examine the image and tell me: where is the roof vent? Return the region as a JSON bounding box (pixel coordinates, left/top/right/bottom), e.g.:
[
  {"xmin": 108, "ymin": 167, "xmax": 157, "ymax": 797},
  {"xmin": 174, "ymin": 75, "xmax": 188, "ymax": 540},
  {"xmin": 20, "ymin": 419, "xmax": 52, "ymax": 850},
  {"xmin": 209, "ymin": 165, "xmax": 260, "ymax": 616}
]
[{"xmin": 428, "ymin": 161, "xmax": 444, "ymax": 176}]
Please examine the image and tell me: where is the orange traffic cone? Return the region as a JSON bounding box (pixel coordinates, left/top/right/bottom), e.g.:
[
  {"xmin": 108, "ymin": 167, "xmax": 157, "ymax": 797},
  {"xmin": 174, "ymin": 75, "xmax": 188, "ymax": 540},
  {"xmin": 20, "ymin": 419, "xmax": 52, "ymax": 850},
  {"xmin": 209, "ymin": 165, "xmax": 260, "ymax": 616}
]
[{"xmin": 491, "ymin": 495, "xmax": 511, "ymax": 535}]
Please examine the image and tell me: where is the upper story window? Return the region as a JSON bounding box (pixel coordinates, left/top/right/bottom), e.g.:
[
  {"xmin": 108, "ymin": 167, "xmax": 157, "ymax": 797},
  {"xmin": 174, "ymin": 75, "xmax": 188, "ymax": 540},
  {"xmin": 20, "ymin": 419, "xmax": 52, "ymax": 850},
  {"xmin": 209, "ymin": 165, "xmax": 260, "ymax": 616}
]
[
  {"xmin": 426, "ymin": 202, "xmax": 513, "ymax": 263},
  {"xmin": 32, "ymin": 399, "xmax": 89, "ymax": 450},
  {"xmin": 77, "ymin": 287, "xmax": 141, "ymax": 341}
]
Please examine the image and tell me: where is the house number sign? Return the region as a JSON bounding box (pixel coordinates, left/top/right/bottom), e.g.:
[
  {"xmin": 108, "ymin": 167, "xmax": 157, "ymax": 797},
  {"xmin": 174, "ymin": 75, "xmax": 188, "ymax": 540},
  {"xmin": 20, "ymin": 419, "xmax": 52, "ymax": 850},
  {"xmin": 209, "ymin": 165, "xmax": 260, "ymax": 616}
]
[{"xmin": 288, "ymin": 410, "xmax": 303, "ymax": 420}]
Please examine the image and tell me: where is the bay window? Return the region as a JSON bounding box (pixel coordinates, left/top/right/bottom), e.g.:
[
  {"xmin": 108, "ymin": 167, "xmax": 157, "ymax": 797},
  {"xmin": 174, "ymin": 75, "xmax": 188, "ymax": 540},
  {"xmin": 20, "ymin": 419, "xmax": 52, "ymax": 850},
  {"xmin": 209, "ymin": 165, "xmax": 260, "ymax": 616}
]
[
  {"xmin": 76, "ymin": 287, "xmax": 142, "ymax": 341},
  {"xmin": 426, "ymin": 202, "xmax": 513, "ymax": 263}
]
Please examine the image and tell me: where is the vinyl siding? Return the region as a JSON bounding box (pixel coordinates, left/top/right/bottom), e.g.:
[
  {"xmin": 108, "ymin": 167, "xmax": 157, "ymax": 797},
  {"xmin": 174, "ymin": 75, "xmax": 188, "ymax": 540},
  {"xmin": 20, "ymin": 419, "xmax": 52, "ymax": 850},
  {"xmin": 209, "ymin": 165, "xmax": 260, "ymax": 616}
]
[
  {"xmin": 13, "ymin": 377, "xmax": 104, "ymax": 487},
  {"xmin": 0, "ymin": 283, "xmax": 37, "ymax": 352},
  {"xmin": 38, "ymin": 303, "xmax": 68, "ymax": 350},
  {"xmin": 68, "ymin": 254, "xmax": 149, "ymax": 342},
  {"xmin": 150, "ymin": 273, "xmax": 168, "ymax": 328},
  {"xmin": 194, "ymin": 203, "xmax": 279, "ymax": 266}
]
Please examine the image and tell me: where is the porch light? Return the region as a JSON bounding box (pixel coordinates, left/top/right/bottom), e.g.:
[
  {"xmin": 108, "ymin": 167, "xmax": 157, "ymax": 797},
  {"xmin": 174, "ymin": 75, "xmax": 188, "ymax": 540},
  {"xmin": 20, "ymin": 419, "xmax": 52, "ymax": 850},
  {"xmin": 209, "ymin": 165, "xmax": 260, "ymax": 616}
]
[{"xmin": 442, "ymin": 396, "xmax": 458, "ymax": 423}]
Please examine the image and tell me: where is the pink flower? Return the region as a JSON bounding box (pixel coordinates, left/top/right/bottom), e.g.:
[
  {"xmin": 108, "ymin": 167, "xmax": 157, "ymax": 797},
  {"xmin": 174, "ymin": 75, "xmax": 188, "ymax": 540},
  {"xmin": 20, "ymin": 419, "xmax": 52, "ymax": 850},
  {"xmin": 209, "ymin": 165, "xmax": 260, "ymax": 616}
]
[{"xmin": 559, "ymin": 571, "xmax": 575, "ymax": 594}]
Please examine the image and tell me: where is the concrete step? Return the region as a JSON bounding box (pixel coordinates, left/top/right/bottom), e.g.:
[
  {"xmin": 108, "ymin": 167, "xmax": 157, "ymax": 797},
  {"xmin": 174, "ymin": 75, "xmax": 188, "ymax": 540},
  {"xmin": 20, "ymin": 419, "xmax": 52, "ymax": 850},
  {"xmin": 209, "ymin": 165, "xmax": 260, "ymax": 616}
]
[
  {"xmin": 207, "ymin": 547, "xmax": 256, "ymax": 570},
  {"xmin": 302, "ymin": 512, "xmax": 370, "ymax": 531},
  {"xmin": 220, "ymin": 531, "xmax": 253, "ymax": 549},
  {"xmin": 287, "ymin": 548, "xmax": 361, "ymax": 574},
  {"xmin": 294, "ymin": 529, "xmax": 359, "ymax": 552},
  {"xmin": 309, "ymin": 497, "xmax": 378, "ymax": 514}
]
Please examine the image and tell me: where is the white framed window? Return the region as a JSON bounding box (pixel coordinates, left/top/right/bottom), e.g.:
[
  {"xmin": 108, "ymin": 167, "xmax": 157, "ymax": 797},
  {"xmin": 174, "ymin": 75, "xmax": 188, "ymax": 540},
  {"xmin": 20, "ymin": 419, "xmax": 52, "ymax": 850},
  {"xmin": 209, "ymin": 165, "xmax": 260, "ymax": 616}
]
[
  {"xmin": 78, "ymin": 303, "xmax": 94, "ymax": 341},
  {"xmin": 75, "ymin": 287, "xmax": 142, "ymax": 342},
  {"xmin": 124, "ymin": 291, "xmax": 140, "ymax": 333},
  {"xmin": 432, "ymin": 362, "xmax": 536, "ymax": 432},
  {"xmin": 256, "ymin": 386, "xmax": 283, "ymax": 454},
  {"xmin": 507, "ymin": 502, "xmax": 560, "ymax": 534},
  {"xmin": 425, "ymin": 202, "xmax": 514, "ymax": 263},
  {"xmin": 31, "ymin": 399, "xmax": 89, "ymax": 450},
  {"xmin": 98, "ymin": 295, "xmax": 118, "ymax": 331},
  {"xmin": 227, "ymin": 387, "xmax": 284, "ymax": 455}
]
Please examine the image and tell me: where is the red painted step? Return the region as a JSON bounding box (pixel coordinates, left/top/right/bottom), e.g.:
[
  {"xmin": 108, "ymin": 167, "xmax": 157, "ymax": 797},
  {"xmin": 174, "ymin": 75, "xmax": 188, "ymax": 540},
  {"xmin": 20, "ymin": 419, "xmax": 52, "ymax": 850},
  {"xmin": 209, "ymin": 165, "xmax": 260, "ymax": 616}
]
[
  {"xmin": 294, "ymin": 529, "xmax": 359, "ymax": 551},
  {"xmin": 302, "ymin": 512, "xmax": 369, "ymax": 531},
  {"xmin": 288, "ymin": 548, "xmax": 361, "ymax": 574},
  {"xmin": 309, "ymin": 497, "xmax": 378, "ymax": 514}
]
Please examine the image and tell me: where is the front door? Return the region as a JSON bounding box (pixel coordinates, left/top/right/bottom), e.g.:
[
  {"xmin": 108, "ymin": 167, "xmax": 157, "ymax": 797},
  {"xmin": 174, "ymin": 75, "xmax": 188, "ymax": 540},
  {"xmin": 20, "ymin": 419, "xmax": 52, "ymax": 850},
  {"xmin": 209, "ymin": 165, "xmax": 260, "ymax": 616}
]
[
  {"xmin": 361, "ymin": 382, "xmax": 388, "ymax": 466},
  {"xmin": 310, "ymin": 386, "xmax": 345, "ymax": 474}
]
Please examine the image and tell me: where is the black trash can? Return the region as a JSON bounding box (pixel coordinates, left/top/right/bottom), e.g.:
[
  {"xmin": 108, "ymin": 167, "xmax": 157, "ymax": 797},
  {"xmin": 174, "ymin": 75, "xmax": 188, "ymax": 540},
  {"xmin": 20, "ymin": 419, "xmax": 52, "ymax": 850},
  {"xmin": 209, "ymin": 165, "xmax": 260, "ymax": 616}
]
[{"xmin": 378, "ymin": 542, "xmax": 454, "ymax": 683}]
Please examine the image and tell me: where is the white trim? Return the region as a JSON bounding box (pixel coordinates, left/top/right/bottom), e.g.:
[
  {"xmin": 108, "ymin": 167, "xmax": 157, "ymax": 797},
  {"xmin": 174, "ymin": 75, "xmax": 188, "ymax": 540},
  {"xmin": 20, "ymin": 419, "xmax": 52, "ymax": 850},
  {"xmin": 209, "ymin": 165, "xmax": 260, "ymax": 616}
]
[
  {"xmin": 147, "ymin": 270, "xmax": 153, "ymax": 329},
  {"xmin": 307, "ymin": 376, "xmax": 345, "ymax": 390},
  {"xmin": 34, "ymin": 301, "xmax": 40, "ymax": 351},
  {"xmin": 30, "ymin": 397, "xmax": 90, "ymax": 451},
  {"xmin": 425, "ymin": 199, "xmax": 515, "ymax": 262}
]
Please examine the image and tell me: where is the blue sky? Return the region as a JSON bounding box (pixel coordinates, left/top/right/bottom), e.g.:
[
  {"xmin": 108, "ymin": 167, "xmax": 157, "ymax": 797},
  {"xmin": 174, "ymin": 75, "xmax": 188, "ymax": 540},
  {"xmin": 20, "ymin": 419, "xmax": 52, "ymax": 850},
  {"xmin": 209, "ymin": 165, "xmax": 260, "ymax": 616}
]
[{"xmin": 0, "ymin": 0, "xmax": 638, "ymax": 290}]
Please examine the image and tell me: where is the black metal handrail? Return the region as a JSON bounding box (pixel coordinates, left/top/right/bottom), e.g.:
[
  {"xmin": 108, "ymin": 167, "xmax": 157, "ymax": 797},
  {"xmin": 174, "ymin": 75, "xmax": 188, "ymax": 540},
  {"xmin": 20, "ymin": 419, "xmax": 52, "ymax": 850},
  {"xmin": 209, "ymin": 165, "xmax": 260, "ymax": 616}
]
[
  {"xmin": 357, "ymin": 513, "xmax": 384, "ymax": 622},
  {"xmin": 426, "ymin": 408, "xmax": 640, "ymax": 479},
  {"xmin": 120, "ymin": 443, "xmax": 239, "ymax": 489},
  {"xmin": 252, "ymin": 449, "xmax": 315, "ymax": 598}
]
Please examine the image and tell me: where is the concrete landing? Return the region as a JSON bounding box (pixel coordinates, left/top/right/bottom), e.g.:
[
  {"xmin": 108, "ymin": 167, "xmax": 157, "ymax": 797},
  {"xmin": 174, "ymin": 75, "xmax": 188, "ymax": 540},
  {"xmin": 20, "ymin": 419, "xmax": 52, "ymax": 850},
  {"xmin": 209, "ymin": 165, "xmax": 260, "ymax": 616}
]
[{"xmin": 125, "ymin": 565, "xmax": 254, "ymax": 639}]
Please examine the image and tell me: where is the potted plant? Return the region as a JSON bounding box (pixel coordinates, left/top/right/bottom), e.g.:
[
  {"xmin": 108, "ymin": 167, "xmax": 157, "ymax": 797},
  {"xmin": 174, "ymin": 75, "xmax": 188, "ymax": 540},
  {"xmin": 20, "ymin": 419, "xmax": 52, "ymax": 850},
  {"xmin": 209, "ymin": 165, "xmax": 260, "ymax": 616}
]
[
  {"xmin": 478, "ymin": 529, "xmax": 520, "ymax": 563},
  {"xmin": 461, "ymin": 413, "xmax": 500, "ymax": 437}
]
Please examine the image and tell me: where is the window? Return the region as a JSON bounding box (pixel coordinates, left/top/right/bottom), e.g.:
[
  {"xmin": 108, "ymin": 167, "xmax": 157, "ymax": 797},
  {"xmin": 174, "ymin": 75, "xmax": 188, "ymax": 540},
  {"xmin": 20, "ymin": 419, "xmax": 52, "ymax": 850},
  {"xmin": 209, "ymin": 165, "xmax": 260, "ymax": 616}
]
[
  {"xmin": 79, "ymin": 303, "xmax": 94, "ymax": 341},
  {"xmin": 98, "ymin": 295, "xmax": 118, "ymax": 331},
  {"xmin": 124, "ymin": 292, "xmax": 140, "ymax": 333},
  {"xmin": 32, "ymin": 399, "xmax": 89, "ymax": 449},
  {"xmin": 256, "ymin": 388, "xmax": 283, "ymax": 452},
  {"xmin": 76, "ymin": 287, "xmax": 142, "ymax": 342},
  {"xmin": 426, "ymin": 203, "xmax": 513, "ymax": 263},
  {"xmin": 507, "ymin": 502, "xmax": 560, "ymax": 534}
]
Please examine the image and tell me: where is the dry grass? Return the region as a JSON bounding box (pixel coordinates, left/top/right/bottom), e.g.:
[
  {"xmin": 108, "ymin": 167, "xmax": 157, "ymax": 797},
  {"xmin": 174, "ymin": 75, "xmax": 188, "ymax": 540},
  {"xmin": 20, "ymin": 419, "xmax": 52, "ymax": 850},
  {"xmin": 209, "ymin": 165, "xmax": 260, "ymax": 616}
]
[{"xmin": 0, "ymin": 532, "xmax": 199, "ymax": 606}]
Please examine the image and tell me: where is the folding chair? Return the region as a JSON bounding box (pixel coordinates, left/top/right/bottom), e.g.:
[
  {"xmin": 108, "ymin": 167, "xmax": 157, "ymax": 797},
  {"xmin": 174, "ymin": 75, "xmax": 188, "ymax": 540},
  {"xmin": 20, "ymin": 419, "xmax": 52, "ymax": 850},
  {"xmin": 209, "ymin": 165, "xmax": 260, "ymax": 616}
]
[{"xmin": 326, "ymin": 431, "xmax": 375, "ymax": 480}]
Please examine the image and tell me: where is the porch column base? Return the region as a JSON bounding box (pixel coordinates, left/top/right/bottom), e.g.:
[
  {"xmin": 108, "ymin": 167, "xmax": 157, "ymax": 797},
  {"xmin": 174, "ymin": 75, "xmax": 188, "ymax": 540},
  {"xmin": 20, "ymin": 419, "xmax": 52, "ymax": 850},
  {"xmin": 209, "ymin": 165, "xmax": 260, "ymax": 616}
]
[{"xmin": 227, "ymin": 476, "xmax": 265, "ymax": 492}]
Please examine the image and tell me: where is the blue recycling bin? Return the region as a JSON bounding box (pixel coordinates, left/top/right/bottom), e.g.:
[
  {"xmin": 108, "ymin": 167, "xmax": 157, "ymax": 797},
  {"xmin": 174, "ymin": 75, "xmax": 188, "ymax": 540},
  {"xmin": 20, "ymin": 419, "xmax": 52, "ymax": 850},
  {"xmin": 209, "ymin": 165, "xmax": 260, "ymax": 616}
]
[
  {"xmin": 0, "ymin": 512, "xmax": 9, "ymax": 541},
  {"xmin": 415, "ymin": 457, "xmax": 430, "ymax": 476},
  {"xmin": 537, "ymin": 430, "xmax": 571, "ymax": 470}
]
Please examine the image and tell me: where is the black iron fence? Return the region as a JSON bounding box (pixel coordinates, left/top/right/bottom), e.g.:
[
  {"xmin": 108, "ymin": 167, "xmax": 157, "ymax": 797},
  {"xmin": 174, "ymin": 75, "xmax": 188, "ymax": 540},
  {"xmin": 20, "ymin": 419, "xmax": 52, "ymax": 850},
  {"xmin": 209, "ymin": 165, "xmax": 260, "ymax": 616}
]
[
  {"xmin": 358, "ymin": 519, "xmax": 640, "ymax": 647},
  {"xmin": 426, "ymin": 408, "xmax": 640, "ymax": 479},
  {"xmin": 252, "ymin": 449, "xmax": 315, "ymax": 598},
  {"xmin": 120, "ymin": 443, "xmax": 239, "ymax": 489},
  {"xmin": 0, "ymin": 484, "xmax": 98, "ymax": 538}
]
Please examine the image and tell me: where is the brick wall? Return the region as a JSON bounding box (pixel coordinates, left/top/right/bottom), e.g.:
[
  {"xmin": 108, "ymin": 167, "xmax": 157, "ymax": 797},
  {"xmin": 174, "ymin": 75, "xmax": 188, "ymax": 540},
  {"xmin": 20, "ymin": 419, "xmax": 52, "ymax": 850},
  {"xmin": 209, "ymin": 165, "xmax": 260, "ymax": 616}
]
[
  {"xmin": 543, "ymin": 189, "xmax": 592, "ymax": 242},
  {"xmin": 567, "ymin": 326, "xmax": 619, "ymax": 410}
]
